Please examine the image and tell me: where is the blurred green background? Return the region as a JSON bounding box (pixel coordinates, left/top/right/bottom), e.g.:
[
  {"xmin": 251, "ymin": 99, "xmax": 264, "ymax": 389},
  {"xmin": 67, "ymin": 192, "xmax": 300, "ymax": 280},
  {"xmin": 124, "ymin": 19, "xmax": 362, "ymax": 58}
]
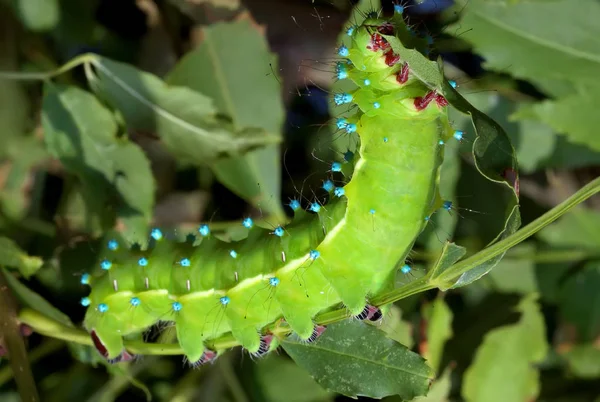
[{"xmin": 1, "ymin": 0, "xmax": 600, "ymax": 401}]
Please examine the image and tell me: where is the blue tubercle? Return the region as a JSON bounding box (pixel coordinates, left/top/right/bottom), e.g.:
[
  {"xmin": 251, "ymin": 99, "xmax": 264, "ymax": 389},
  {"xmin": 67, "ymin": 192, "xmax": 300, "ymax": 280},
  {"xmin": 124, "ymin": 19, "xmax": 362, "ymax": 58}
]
[
  {"xmin": 289, "ymin": 199, "xmax": 301, "ymax": 211},
  {"xmin": 454, "ymin": 130, "xmax": 464, "ymax": 141},
  {"xmin": 331, "ymin": 162, "xmax": 342, "ymax": 172},
  {"xmin": 346, "ymin": 26, "xmax": 355, "ymax": 36},
  {"xmin": 337, "ymin": 45, "xmax": 349, "ymax": 57},
  {"xmin": 373, "ymin": 102, "xmax": 381, "ymax": 109},
  {"xmin": 172, "ymin": 301, "xmax": 182, "ymax": 312},
  {"xmin": 198, "ymin": 224, "xmax": 210, "ymax": 237},
  {"xmin": 334, "ymin": 187, "xmax": 345, "ymax": 198},
  {"xmin": 363, "ymin": 79, "xmax": 371, "ymax": 86},
  {"xmin": 336, "ymin": 118, "xmax": 348, "ymax": 130},
  {"xmin": 442, "ymin": 200, "xmax": 453, "ymax": 211},
  {"xmin": 449, "ymin": 80, "xmax": 458, "ymax": 88},
  {"xmin": 269, "ymin": 277, "xmax": 280, "ymax": 287},
  {"xmin": 336, "ymin": 63, "xmax": 348, "ymax": 80},
  {"xmin": 309, "ymin": 250, "xmax": 320, "ymax": 260},
  {"xmin": 130, "ymin": 297, "xmax": 141, "ymax": 307},
  {"xmin": 180, "ymin": 258, "xmax": 191, "ymax": 267},
  {"xmin": 334, "ymin": 93, "xmax": 353, "ymax": 105},
  {"xmin": 383, "ymin": 137, "xmax": 389, "ymax": 143},
  {"xmin": 309, "ymin": 202, "xmax": 321, "ymax": 213},
  {"xmin": 322, "ymin": 180, "xmax": 334, "ymax": 192},
  {"xmin": 273, "ymin": 227, "xmax": 285, "ymax": 237},
  {"xmin": 345, "ymin": 123, "xmax": 357, "ymax": 134},
  {"xmin": 394, "ymin": 4, "xmax": 404, "ymax": 14},
  {"xmin": 230, "ymin": 250, "xmax": 238, "ymax": 259},
  {"xmin": 370, "ymin": 209, "xmax": 376, "ymax": 215},
  {"xmin": 401, "ymin": 264, "xmax": 411, "ymax": 274},
  {"xmin": 100, "ymin": 259, "xmax": 112, "ymax": 270},
  {"xmin": 220, "ymin": 296, "xmax": 230, "ymax": 306},
  {"xmin": 138, "ymin": 257, "xmax": 148, "ymax": 267},
  {"xmin": 81, "ymin": 297, "xmax": 91, "ymax": 307},
  {"xmin": 242, "ymin": 217, "xmax": 253, "ymax": 229},
  {"xmin": 107, "ymin": 239, "xmax": 118, "ymax": 251},
  {"xmin": 439, "ymin": 139, "xmax": 445, "ymax": 145},
  {"xmin": 80, "ymin": 273, "xmax": 90, "ymax": 285},
  {"xmin": 150, "ymin": 228, "xmax": 163, "ymax": 241},
  {"xmin": 98, "ymin": 303, "xmax": 109, "ymax": 313}
]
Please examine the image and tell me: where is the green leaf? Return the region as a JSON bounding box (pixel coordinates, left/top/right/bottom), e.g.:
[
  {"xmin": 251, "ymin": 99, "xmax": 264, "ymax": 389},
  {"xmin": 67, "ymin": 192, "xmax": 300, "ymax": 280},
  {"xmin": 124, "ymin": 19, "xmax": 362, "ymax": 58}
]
[
  {"xmin": 451, "ymin": 205, "xmax": 521, "ymax": 289},
  {"xmin": 462, "ymin": 294, "xmax": 548, "ymax": 402},
  {"xmin": 451, "ymin": 91, "xmax": 600, "ymax": 172},
  {"xmin": 0, "ymin": 237, "xmax": 43, "ymax": 278},
  {"xmin": 281, "ymin": 320, "xmax": 434, "ymax": 399},
  {"xmin": 428, "ymin": 242, "xmax": 466, "ymax": 286},
  {"xmin": 1, "ymin": 268, "xmax": 73, "ymax": 327},
  {"xmin": 421, "ymin": 297, "xmax": 453, "ymax": 374},
  {"xmin": 537, "ymin": 208, "xmax": 600, "ymax": 249},
  {"xmin": 451, "ymin": 0, "xmax": 600, "ymax": 87},
  {"xmin": 0, "ymin": 137, "xmax": 49, "ymax": 221},
  {"xmin": 488, "ymin": 244, "xmax": 538, "ymax": 295},
  {"xmin": 558, "ymin": 262, "xmax": 600, "ymax": 342},
  {"xmin": 12, "ymin": 0, "xmax": 59, "ymax": 31},
  {"xmin": 87, "ymin": 56, "xmax": 280, "ymax": 165},
  {"xmin": 562, "ymin": 344, "xmax": 600, "ymax": 379},
  {"xmin": 42, "ymin": 82, "xmax": 155, "ymax": 244},
  {"xmin": 167, "ymin": 18, "xmax": 285, "ymax": 218},
  {"xmin": 434, "ymin": 75, "xmax": 521, "ymax": 289},
  {"xmin": 254, "ymin": 354, "xmax": 332, "ymax": 402},
  {"xmin": 513, "ymin": 86, "xmax": 600, "ymax": 153}
]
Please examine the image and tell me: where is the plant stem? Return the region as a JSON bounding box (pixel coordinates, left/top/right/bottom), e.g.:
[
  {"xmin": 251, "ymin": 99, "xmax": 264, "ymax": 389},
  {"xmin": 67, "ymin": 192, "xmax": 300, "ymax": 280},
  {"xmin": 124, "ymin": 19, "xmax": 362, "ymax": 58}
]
[{"xmin": 0, "ymin": 270, "xmax": 40, "ymax": 402}]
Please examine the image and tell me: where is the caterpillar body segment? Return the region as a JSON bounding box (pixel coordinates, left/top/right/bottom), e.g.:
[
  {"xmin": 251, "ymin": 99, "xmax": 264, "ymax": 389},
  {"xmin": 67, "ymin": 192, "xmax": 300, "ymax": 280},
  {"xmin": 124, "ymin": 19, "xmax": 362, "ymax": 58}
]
[{"xmin": 82, "ymin": 13, "xmax": 454, "ymax": 365}]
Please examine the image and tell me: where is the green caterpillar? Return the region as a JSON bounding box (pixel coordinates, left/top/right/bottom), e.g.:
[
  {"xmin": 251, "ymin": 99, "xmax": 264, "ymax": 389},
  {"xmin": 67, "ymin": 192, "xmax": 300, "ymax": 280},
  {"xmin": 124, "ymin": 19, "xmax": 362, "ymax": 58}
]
[{"xmin": 81, "ymin": 7, "xmax": 457, "ymax": 366}]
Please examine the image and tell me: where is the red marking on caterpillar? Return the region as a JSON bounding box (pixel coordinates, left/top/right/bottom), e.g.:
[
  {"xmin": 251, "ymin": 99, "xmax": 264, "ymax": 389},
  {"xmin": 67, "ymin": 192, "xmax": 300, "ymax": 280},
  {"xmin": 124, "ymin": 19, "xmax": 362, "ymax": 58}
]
[
  {"xmin": 367, "ymin": 33, "xmax": 390, "ymax": 52},
  {"xmin": 91, "ymin": 330, "xmax": 108, "ymax": 358},
  {"xmin": 91, "ymin": 330, "xmax": 135, "ymax": 363},
  {"xmin": 414, "ymin": 92, "xmax": 448, "ymax": 111},
  {"xmin": 396, "ymin": 63, "xmax": 410, "ymax": 84},
  {"xmin": 435, "ymin": 94, "xmax": 448, "ymax": 107},
  {"xmin": 377, "ymin": 23, "xmax": 395, "ymax": 35},
  {"xmin": 414, "ymin": 91, "xmax": 437, "ymax": 111},
  {"xmin": 384, "ymin": 51, "xmax": 401, "ymax": 66}
]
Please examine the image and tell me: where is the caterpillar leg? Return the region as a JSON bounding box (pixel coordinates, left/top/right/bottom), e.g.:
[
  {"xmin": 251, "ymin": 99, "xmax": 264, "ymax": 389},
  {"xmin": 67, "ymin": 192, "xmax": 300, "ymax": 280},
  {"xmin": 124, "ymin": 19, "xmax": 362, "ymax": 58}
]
[
  {"xmin": 187, "ymin": 349, "xmax": 218, "ymax": 368},
  {"xmin": 353, "ymin": 305, "xmax": 383, "ymax": 322},
  {"xmin": 252, "ymin": 334, "xmax": 279, "ymax": 358},
  {"xmin": 305, "ymin": 324, "xmax": 327, "ymax": 343}
]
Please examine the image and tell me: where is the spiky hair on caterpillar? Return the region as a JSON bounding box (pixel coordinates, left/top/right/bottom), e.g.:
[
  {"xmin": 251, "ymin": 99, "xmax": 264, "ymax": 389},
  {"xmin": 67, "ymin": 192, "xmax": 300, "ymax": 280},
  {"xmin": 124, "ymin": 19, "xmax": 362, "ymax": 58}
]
[{"xmin": 80, "ymin": 5, "xmax": 461, "ymax": 366}]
